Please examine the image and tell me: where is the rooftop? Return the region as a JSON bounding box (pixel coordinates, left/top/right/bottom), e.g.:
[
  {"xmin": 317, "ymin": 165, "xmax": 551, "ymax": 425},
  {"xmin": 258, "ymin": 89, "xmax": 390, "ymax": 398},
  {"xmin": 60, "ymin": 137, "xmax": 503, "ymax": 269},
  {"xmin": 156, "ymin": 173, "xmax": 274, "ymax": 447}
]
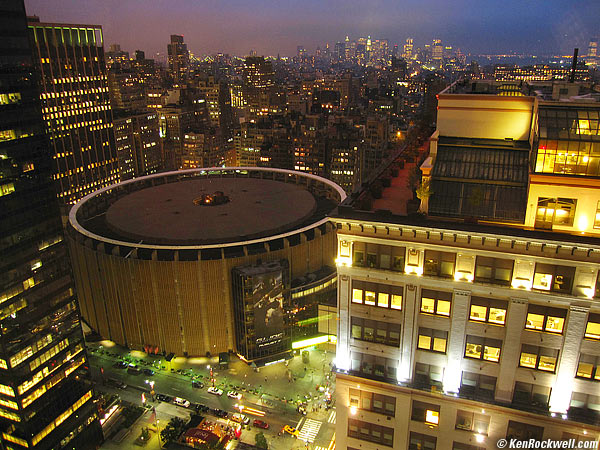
[{"xmin": 71, "ymin": 168, "xmax": 345, "ymax": 248}]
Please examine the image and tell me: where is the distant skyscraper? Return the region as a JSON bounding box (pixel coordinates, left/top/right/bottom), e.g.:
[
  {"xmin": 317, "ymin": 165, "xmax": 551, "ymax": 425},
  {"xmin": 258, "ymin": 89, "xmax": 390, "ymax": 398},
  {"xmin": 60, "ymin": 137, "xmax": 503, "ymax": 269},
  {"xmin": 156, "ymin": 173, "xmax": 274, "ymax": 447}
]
[
  {"xmin": 588, "ymin": 38, "xmax": 598, "ymax": 58},
  {"xmin": 0, "ymin": 2, "xmax": 102, "ymax": 449},
  {"xmin": 27, "ymin": 18, "xmax": 119, "ymax": 206},
  {"xmin": 243, "ymin": 56, "xmax": 276, "ymax": 119},
  {"xmin": 113, "ymin": 111, "xmax": 162, "ymax": 180},
  {"xmin": 167, "ymin": 34, "xmax": 189, "ymax": 84},
  {"xmin": 403, "ymin": 38, "xmax": 414, "ymax": 60},
  {"xmin": 105, "ymin": 43, "xmax": 129, "ymax": 70},
  {"xmin": 432, "ymin": 38, "xmax": 443, "ymax": 66}
]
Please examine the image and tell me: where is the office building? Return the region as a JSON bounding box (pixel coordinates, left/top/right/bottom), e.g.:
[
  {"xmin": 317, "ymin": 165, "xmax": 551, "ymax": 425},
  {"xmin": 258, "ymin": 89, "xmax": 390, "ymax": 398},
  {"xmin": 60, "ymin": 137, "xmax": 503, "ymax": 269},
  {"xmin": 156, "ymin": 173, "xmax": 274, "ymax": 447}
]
[
  {"xmin": 181, "ymin": 131, "xmax": 222, "ymax": 169},
  {"xmin": 167, "ymin": 34, "xmax": 188, "ymax": 85},
  {"xmin": 0, "ymin": 2, "xmax": 102, "ymax": 449},
  {"xmin": 195, "ymin": 76, "xmax": 233, "ymax": 136},
  {"xmin": 158, "ymin": 106, "xmax": 195, "ymax": 170},
  {"xmin": 334, "ymin": 80, "xmax": 600, "ymax": 449},
  {"xmin": 66, "ymin": 168, "xmax": 344, "ymax": 363},
  {"xmin": 243, "ymin": 56, "xmax": 276, "ymax": 119},
  {"xmin": 107, "ymin": 70, "xmax": 146, "ymax": 111},
  {"xmin": 403, "ymin": 38, "xmax": 414, "ymax": 60},
  {"xmin": 27, "ymin": 18, "xmax": 119, "ymax": 205},
  {"xmin": 113, "ymin": 111, "xmax": 162, "ymax": 180}
]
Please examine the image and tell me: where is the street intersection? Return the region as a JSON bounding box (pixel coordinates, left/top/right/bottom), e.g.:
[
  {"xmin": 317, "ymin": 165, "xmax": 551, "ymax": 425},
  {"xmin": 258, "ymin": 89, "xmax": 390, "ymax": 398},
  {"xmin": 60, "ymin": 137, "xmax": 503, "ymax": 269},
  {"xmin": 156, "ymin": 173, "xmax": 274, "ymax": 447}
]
[{"xmin": 88, "ymin": 341, "xmax": 336, "ymax": 450}]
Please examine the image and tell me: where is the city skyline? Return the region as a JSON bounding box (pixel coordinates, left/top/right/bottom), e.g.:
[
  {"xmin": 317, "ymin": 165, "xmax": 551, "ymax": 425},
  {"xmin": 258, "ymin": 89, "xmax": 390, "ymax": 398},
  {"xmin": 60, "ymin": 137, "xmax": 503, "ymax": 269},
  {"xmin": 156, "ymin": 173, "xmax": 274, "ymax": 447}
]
[{"xmin": 24, "ymin": 0, "xmax": 600, "ymax": 58}]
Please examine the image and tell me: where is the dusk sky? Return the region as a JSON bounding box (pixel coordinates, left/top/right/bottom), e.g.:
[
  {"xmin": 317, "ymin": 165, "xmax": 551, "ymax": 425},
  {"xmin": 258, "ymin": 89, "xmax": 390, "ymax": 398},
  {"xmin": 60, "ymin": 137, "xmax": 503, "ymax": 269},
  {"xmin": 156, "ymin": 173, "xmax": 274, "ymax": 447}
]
[{"xmin": 24, "ymin": 0, "xmax": 600, "ymax": 58}]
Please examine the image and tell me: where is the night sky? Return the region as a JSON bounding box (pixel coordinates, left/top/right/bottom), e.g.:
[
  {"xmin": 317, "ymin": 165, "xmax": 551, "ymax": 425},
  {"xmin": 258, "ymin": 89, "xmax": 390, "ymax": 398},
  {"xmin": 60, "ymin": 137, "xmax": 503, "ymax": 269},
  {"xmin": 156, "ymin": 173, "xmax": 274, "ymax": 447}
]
[{"xmin": 24, "ymin": 0, "xmax": 600, "ymax": 58}]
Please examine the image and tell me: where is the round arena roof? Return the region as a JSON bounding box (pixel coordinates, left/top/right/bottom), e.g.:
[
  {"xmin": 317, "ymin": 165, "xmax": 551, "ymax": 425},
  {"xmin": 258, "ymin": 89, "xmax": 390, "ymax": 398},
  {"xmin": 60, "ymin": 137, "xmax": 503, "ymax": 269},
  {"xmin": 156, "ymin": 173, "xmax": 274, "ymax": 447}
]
[{"xmin": 70, "ymin": 168, "xmax": 346, "ymax": 249}]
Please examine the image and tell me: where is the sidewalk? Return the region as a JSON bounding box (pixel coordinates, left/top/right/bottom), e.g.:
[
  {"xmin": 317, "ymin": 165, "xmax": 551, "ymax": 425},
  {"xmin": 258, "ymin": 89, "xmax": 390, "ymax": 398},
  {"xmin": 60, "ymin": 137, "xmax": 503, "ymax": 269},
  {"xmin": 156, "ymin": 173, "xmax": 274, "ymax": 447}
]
[{"xmin": 91, "ymin": 340, "xmax": 336, "ymax": 420}]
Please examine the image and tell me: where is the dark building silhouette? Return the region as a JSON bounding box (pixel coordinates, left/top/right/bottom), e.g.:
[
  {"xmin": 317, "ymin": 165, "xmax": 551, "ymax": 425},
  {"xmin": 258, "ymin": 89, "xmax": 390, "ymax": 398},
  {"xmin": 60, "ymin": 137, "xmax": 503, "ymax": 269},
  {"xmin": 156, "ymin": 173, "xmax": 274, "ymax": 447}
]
[{"xmin": 0, "ymin": 2, "xmax": 102, "ymax": 449}]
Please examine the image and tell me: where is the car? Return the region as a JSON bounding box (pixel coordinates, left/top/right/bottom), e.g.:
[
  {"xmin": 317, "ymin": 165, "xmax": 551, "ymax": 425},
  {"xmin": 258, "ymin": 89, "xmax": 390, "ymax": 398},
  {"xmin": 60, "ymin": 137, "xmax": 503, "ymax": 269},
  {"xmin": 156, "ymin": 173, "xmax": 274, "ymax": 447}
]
[
  {"xmin": 297, "ymin": 405, "xmax": 307, "ymax": 415},
  {"xmin": 156, "ymin": 394, "xmax": 172, "ymax": 403},
  {"xmin": 108, "ymin": 378, "xmax": 127, "ymax": 389},
  {"xmin": 113, "ymin": 361, "xmax": 128, "ymax": 369},
  {"xmin": 127, "ymin": 364, "xmax": 141, "ymax": 375},
  {"xmin": 283, "ymin": 425, "xmax": 300, "ymax": 437},
  {"xmin": 142, "ymin": 369, "xmax": 155, "ymax": 376},
  {"xmin": 213, "ymin": 409, "xmax": 228, "ymax": 418},
  {"xmin": 192, "ymin": 380, "xmax": 204, "ymax": 389},
  {"xmin": 227, "ymin": 391, "xmax": 242, "ymax": 400},
  {"xmin": 207, "ymin": 387, "xmax": 223, "ymax": 396},
  {"xmin": 253, "ymin": 419, "xmax": 269, "ymax": 430},
  {"xmin": 231, "ymin": 413, "xmax": 250, "ymax": 425},
  {"xmin": 173, "ymin": 397, "xmax": 191, "ymax": 408},
  {"xmin": 195, "ymin": 404, "xmax": 210, "ymax": 413}
]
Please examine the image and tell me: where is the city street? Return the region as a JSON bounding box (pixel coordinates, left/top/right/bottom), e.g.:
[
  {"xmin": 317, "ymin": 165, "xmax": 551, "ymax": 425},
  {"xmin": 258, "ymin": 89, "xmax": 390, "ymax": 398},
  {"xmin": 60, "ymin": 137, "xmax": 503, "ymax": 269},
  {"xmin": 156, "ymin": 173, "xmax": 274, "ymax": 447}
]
[{"xmin": 88, "ymin": 341, "xmax": 336, "ymax": 450}]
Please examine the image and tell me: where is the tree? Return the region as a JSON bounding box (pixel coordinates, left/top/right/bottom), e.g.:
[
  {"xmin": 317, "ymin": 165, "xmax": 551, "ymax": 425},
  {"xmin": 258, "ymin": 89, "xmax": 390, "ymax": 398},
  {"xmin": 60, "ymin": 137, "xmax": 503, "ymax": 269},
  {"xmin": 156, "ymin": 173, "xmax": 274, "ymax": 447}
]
[
  {"xmin": 160, "ymin": 425, "xmax": 179, "ymax": 445},
  {"xmin": 416, "ymin": 178, "xmax": 433, "ymax": 214},
  {"xmin": 255, "ymin": 431, "xmax": 269, "ymax": 449},
  {"xmin": 160, "ymin": 417, "xmax": 186, "ymax": 445}
]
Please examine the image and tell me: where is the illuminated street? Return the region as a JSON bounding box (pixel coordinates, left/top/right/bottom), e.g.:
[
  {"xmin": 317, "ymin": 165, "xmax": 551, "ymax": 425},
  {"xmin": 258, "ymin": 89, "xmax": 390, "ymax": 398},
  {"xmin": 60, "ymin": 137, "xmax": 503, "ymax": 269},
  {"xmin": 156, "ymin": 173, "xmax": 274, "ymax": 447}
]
[{"xmin": 89, "ymin": 341, "xmax": 336, "ymax": 449}]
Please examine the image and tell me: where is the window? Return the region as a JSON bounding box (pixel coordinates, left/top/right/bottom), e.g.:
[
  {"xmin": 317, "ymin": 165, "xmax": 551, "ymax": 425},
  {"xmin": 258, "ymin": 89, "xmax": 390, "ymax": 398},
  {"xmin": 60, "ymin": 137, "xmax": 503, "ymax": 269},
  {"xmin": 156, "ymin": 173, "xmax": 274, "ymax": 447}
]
[
  {"xmin": 348, "ymin": 419, "xmax": 394, "ymax": 447},
  {"xmin": 351, "ymin": 281, "xmax": 403, "ymax": 310},
  {"xmin": 465, "ymin": 336, "xmax": 501, "ymax": 362},
  {"xmin": 352, "ymin": 288, "xmax": 363, "ymax": 304},
  {"xmin": 532, "ymin": 263, "xmax": 575, "ymax": 294},
  {"xmin": 595, "ymin": 201, "xmax": 600, "ymax": 229},
  {"xmin": 576, "ymin": 354, "xmax": 600, "ymax": 380},
  {"xmin": 535, "ymin": 197, "xmax": 577, "ymax": 228},
  {"xmin": 412, "ymin": 400, "xmax": 440, "ymax": 426},
  {"xmin": 585, "ymin": 313, "xmax": 600, "ymax": 340},
  {"xmin": 525, "ymin": 305, "xmax": 566, "ymax": 333},
  {"xmin": 352, "ymin": 242, "xmax": 405, "ymax": 271},
  {"xmin": 569, "ymin": 392, "xmax": 600, "ymax": 412},
  {"xmin": 350, "ymin": 317, "xmax": 401, "ymax": 347},
  {"xmin": 0, "ymin": 92, "xmax": 21, "ymax": 105},
  {"xmin": 512, "ymin": 382, "xmax": 551, "ymax": 408},
  {"xmin": 519, "ymin": 345, "xmax": 559, "ymax": 372},
  {"xmin": 455, "ymin": 410, "xmax": 490, "ymax": 435},
  {"xmin": 349, "ymin": 389, "xmax": 396, "ymax": 416},
  {"xmin": 424, "ymin": 250, "xmax": 456, "ymax": 278},
  {"xmin": 469, "ymin": 297, "xmax": 507, "ymax": 325},
  {"xmin": 413, "ymin": 363, "xmax": 443, "ymax": 389},
  {"xmin": 350, "ymin": 352, "xmax": 398, "ymax": 381},
  {"xmin": 417, "ymin": 328, "xmax": 447, "ymax": 353},
  {"xmin": 420, "ymin": 289, "xmax": 452, "ymax": 317},
  {"xmin": 474, "ymin": 256, "xmax": 513, "ymax": 285},
  {"xmin": 409, "ymin": 432, "xmax": 436, "ymax": 450},
  {"xmin": 460, "ymin": 372, "xmax": 496, "ymax": 401},
  {"xmin": 506, "ymin": 420, "xmax": 544, "ymax": 441}
]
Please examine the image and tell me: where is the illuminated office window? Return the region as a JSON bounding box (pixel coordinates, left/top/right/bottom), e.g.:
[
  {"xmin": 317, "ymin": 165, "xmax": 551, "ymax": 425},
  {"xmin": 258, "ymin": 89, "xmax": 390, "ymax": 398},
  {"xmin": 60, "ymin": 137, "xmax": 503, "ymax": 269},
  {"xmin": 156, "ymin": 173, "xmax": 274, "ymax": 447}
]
[
  {"xmin": 417, "ymin": 328, "xmax": 447, "ymax": 353},
  {"xmin": 465, "ymin": 336, "xmax": 502, "ymax": 362},
  {"xmin": 525, "ymin": 305, "xmax": 567, "ymax": 333},
  {"xmin": 535, "ymin": 197, "xmax": 576, "ymax": 228},
  {"xmin": 532, "ymin": 263, "xmax": 575, "ymax": 294},
  {"xmin": 469, "ymin": 297, "xmax": 507, "ymax": 325},
  {"xmin": 585, "ymin": 314, "xmax": 600, "ymax": 340},
  {"xmin": 519, "ymin": 345, "xmax": 558, "ymax": 372}
]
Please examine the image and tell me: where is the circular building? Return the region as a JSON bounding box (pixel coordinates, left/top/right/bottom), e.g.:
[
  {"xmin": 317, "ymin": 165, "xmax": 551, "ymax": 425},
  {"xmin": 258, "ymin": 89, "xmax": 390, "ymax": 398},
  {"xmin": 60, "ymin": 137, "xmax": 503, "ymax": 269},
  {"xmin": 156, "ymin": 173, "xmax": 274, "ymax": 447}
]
[{"xmin": 67, "ymin": 168, "xmax": 345, "ymax": 361}]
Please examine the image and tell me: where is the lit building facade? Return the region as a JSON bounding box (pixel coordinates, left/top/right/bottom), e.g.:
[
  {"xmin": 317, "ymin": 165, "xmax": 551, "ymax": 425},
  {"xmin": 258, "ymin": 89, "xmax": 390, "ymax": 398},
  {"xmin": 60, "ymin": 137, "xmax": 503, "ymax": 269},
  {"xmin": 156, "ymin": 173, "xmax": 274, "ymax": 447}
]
[
  {"xmin": 334, "ymin": 80, "xmax": 600, "ymax": 449},
  {"xmin": 113, "ymin": 111, "xmax": 162, "ymax": 180},
  {"xmin": 167, "ymin": 34, "xmax": 188, "ymax": 85},
  {"xmin": 0, "ymin": 2, "xmax": 102, "ymax": 449},
  {"xmin": 243, "ymin": 56, "xmax": 276, "ymax": 120},
  {"xmin": 27, "ymin": 19, "xmax": 119, "ymax": 205},
  {"xmin": 66, "ymin": 168, "xmax": 344, "ymax": 362}
]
